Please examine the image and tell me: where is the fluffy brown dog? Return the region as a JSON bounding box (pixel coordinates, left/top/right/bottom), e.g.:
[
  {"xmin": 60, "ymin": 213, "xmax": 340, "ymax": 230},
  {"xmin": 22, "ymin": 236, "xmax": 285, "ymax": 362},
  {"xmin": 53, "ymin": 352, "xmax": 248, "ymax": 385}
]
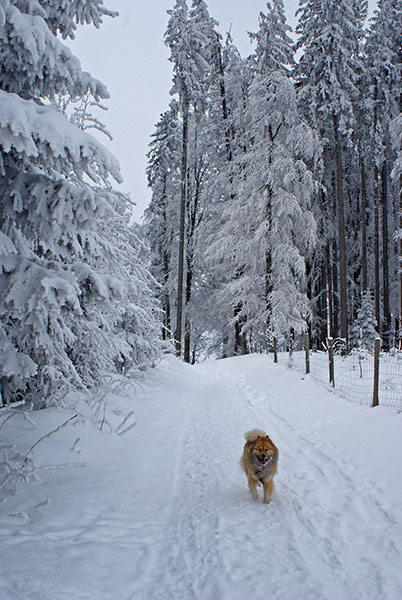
[{"xmin": 240, "ymin": 429, "xmax": 278, "ymax": 504}]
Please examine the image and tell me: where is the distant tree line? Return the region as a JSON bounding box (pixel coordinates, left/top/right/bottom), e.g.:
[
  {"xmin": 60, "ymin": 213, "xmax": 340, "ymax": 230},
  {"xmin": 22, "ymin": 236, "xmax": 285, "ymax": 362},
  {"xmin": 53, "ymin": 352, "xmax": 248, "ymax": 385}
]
[{"xmin": 145, "ymin": 0, "xmax": 402, "ymax": 360}]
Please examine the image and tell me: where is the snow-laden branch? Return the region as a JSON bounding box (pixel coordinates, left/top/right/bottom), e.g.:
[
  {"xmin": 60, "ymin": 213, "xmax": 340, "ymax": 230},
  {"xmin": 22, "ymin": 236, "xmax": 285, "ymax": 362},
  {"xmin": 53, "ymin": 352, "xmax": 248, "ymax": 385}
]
[{"xmin": 0, "ymin": 90, "xmax": 122, "ymax": 183}]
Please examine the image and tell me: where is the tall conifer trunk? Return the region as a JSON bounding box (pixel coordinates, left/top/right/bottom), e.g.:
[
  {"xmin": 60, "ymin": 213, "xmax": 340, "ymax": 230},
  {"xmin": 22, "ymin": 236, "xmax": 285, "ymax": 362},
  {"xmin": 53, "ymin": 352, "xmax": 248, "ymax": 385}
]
[
  {"xmin": 326, "ymin": 242, "xmax": 334, "ymax": 339},
  {"xmin": 161, "ymin": 175, "xmax": 171, "ymax": 340},
  {"xmin": 183, "ymin": 262, "xmax": 192, "ymax": 362},
  {"xmin": 332, "ymin": 238, "xmax": 339, "ymax": 337},
  {"xmin": 374, "ymin": 168, "xmax": 380, "ymax": 330},
  {"xmin": 381, "ymin": 160, "xmax": 390, "ymax": 349},
  {"xmin": 373, "ymin": 82, "xmax": 381, "ymax": 334},
  {"xmin": 399, "ymin": 179, "xmax": 402, "ymax": 345},
  {"xmin": 183, "ymin": 183, "xmax": 198, "ymax": 362},
  {"xmin": 319, "ymin": 260, "xmax": 328, "ymax": 344},
  {"xmin": 360, "ymin": 154, "xmax": 368, "ymax": 292},
  {"xmin": 333, "ymin": 112, "xmax": 348, "ymax": 344},
  {"xmin": 175, "ymin": 89, "xmax": 189, "ymax": 356},
  {"xmin": 214, "ymin": 36, "xmax": 232, "ymax": 162},
  {"xmin": 163, "ymin": 250, "xmax": 171, "ymax": 339}
]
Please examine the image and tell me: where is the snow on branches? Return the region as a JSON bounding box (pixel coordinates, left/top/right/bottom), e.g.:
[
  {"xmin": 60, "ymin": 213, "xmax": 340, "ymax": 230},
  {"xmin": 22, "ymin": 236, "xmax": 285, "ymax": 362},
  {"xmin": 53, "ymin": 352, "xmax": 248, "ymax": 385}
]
[
  {"xmin": 0, "ymin": 0, "xmax": 162, "ymax": 408},
  {"xmin": 0, "ymin": 90, "xmax": 121, "ymax": 183}
]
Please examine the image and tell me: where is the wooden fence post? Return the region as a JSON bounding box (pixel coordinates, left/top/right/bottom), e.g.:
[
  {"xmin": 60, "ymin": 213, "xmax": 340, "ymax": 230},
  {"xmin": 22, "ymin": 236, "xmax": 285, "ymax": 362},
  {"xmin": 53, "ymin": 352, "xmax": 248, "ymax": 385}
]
[
  {"xmin": 328, "ymin": 337, "xmax": 335, "ymax": 387},
  {"xmin": 305, "ymin": 331, "xmax": 310, "ymax": 375},
  {"xmin": 372, "ymin": 337, "xmax": 381, "ymax": 407}
]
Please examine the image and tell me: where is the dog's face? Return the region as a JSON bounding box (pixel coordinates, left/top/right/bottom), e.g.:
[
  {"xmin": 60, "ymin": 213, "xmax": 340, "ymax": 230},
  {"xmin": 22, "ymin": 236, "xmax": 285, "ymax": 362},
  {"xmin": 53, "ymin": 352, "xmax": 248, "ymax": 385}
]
[{"xmin": 252, "ymin": 436, "xmax": 275, "ymax": 467}]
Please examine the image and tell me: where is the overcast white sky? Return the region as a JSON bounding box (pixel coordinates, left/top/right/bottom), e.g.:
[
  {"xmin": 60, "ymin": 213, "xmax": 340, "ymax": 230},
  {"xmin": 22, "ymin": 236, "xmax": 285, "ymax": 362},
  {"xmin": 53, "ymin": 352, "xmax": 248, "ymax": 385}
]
[{"xmin": 69, "ymin": 0, "xmax": 374, "ymax": 222}]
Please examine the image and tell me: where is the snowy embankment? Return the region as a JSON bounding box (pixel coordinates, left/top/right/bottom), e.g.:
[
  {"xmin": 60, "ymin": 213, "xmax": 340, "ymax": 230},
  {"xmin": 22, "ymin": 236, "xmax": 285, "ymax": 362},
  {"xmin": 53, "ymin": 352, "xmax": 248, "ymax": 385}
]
[{"xmin": 1, "ymin": 354, "xmax": 402, "ymax": 600}]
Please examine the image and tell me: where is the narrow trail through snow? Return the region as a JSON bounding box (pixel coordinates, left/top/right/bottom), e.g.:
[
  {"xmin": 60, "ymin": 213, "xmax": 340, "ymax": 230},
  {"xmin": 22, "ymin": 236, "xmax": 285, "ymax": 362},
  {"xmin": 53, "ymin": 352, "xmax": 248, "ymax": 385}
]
[
  {"xmin": 130, "ymin": 356, "xmax": 402, "ymax": 600},
  {"xmin": 1, "ymin": 355, "xmax": 402, "ymax": 600}
]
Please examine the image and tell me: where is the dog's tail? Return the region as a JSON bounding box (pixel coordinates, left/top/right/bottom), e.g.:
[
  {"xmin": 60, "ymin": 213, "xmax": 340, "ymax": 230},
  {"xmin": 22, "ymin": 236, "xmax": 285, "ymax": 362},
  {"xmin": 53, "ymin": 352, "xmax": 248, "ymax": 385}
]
[{"xmin": 244, "ymin": 428, "xmax": 267, "ymax": 442}]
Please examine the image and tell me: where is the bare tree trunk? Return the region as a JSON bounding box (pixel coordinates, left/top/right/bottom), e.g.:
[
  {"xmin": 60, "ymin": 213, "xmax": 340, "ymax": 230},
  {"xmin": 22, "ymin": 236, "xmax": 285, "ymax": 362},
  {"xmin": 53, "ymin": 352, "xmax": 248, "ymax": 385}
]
[
  {"xmin": 360, "ymin": 154, "xmax": 368, "ymax": 292},
  {"xmin": 320, "ymin": 258, "xmax": 328, "ymax": 345},
  {"xmin": 333, "ymin": 112, "xmax": 348, "ymax": 344},
  {"xmin": 305, "ymin": 259, "xmax": 313, "ymax": 345},
  {"xmin": 183, "ymin": 264, "xmax": 192, "ymax": 363},
  {"xmin": 373, "ymin": 84, "xmax": 381, "ymax": 335},
  {"xmin": 374, "ymin": 169, "xmax": 380, "ymax": 331},
  {"xmin": 381, "ymin": 160, "xmax": 390, "ymax": 350},
  {"xmin": 183, "ymin": 162, "xmax": 205, "ymax": 363},
  {"xmin": 175, "ymin": 91, "xmax": 189, "ymax": 357},
  {"xmin": 265, "ymin": 180, "xmax": 273, "ymax": 352},
  {"xmin": 214, "ymin": 34, "xmax": 233, "ymax": 162},
  {"xmin": 160, "ymin": 175, "xmax": 171, "ymax": 340},
  {"xmin": 326, "ymin": 242, "xmax": 334, "ymax": 339},
  {"xmin": 163, "ymin": 251, "xmax": 171, "ymax": 339},
  {"xmin": 265, "ymin": 245, "xmax": 272, "ymax": 345},
  {"xmin": 215, "ymin": 35, "xmax": 240, "ymax": 354},
  {"xmin": 399, "ymin": 177, "xmax": 402, "ymax": 347},
  {"xmin": 332, "ymin": 238, "xmax": 339, "ymax": 337},
  {"xmin": 234, "ymin": 314, "xmax": 241, "ymax": 354}
]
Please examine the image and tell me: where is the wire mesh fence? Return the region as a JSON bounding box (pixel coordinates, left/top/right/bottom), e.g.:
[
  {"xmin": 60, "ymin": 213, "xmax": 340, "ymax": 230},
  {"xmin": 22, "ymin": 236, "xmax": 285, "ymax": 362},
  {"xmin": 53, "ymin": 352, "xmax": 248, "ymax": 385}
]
[
  {"xmin": 378, "ymin": 352, "xmax": 402, "ymax": 409},
  {"xmin": 287, "ymin": 343, "xmax": 402, "ymax": 412}
]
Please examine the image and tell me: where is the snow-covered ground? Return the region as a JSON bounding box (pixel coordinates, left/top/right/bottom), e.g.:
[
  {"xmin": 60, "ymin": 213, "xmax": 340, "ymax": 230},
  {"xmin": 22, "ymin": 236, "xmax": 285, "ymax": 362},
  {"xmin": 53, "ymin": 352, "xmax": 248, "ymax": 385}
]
[{"xmin": 1, "ymin": 354, "xmax": 402, "ymax": 600}]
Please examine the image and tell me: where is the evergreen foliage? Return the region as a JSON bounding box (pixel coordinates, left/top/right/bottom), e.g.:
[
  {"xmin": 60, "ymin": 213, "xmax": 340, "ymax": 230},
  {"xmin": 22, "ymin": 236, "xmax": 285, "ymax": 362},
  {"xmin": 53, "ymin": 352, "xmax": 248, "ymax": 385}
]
[
  {"xmin": 350, "ymin": 291, "xmax": 378, "ymax": 350},
  {"xmin": 0, "ymin": 0, "xmax": 162, "ymax": 407},
  {"xmin": 146, "ymin": 0, "xmax": 402, "ymax": 359}
]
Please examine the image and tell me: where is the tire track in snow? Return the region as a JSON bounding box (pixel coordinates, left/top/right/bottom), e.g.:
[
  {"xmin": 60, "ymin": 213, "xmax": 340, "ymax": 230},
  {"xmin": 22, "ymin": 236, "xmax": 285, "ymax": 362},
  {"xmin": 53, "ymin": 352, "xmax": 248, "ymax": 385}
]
[
  {"xmin": 130, "ymin": 372, "xmax": 225, "ymax": 600},
  {"xmin": 218, "ymin": 358, "xmax": 402, "ymax": 600},
  {"xmin": 204, "ymin": 362, "xmax": 329, "ymax": 600},
  {"xmin": 171, "ymin": 361, "xmax": 330, "ymax": 600},
  {"xmin": 130, "ymin": 357, "xmax": 402, "ymax": 600}
]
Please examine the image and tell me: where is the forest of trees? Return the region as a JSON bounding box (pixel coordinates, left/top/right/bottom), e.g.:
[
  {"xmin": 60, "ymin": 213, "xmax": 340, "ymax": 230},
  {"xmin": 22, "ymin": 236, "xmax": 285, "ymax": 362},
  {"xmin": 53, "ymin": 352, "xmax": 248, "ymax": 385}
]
[
  {"xmin": 0, "ymin": 0, "xmax": 162, "ymax": 407},
  {"xmin": 145, "ymin": 0, "xmax": 402, "ymax": 362},
  {"xmin": 2, "ymin": 0, "xmax": 402, "ymax": 407}
]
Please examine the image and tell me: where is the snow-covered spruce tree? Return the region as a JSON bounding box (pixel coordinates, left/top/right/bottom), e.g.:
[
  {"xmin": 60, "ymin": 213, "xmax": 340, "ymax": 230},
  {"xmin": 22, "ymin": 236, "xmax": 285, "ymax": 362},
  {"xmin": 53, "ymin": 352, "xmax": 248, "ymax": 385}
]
[
  {"xmin": 145, "ymin": 103, "xmax": 181, "ymax": 342},
  {"xmin": 294, "ymin": 0, "xmax": 367, "ymax": 346},
  {"xmin": 198, "ymin": 37, "xmax": 254, "ymax": 357},
  {"xmin": 349, "ymin": 291, "xmax": 378, "ymax": 350},
  {"xmin": 367, "ymin": 0, "xmax": 402, "ymax": 348},
  {"xmin": 246, "ymin": 1, "xmax": 320, "ymax": 348},
  {"xmin": 160, "ymin": 0, "xmax": 224, "ymax": 361},
  {"xmin": 203, "ymin": 1, "xmax": 320, "ymax": 353},
  {"xmin": 181, "ymin": 0, "xmax": 227, "ymax": 362},
  {"xmin": 0, "ymin": 1, "xmax": 161, "ymax": 407},
  {"xmin": 63, "ymin": 85, "xmax": 163, "ymax": 380},
  {"xmin": 164, "ymin": 0, "xmax": 193, "ymax": 357}
]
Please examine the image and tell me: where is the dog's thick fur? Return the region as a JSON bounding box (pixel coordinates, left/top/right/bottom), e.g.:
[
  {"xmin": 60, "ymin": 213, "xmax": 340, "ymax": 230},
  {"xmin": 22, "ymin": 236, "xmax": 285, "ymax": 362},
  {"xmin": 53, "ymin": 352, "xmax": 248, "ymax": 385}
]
[{"xmin": 240, "ymin": 428, "xmax": 278, "ymax": 504}]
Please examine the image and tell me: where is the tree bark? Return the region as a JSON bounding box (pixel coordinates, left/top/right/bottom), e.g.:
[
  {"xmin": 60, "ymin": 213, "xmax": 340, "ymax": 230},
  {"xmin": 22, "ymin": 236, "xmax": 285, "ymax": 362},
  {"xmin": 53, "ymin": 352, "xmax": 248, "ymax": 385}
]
[
  {"xmin": 381, "ymin": 160, "xmax": 390, "ymax": 350},
  {"xmin": 326, "ymin": 242, "xmax": 334, "ymax": 339},
  {"xmin": 183, "ymin": 161, "xmax": 204, "ymax": 363},
  {"xmin": 320, "ymin": 258, "xmax": 328, "ymax": 345},
  {"xmin": 372, "ymin": 83, "xmax": 381, "ymax": 335},
  {"xmin": 175, "ymin": 89, "xmax": 189, "ymax": 357},
  {"xmin": 360, "ymin": 153, "xmax": 368, "ymax": 292},
  {"xmin": 163, "ymin": 251, "xmax": 171, "ymax": 339},
  {"xmin": 374, "ymin": 166, "xmax": 381, "ymax": 332},
  {"xmin": 214, "ymin": 34, "xmax": 233, "ymax": 163},
  {"xmin": 333, "ymin": 112, "xmax": 348, "ymax": 344},
  {"xmin": 332, "ymin": 238, "xmax": 339, "ymax": 337},
  {"xmin": 183, "ymin": 265, "xmax": 192, "ymax": 363},
  {"xmin": 160, "ymin": 175, "xmax": 171, "ymax": 340},
  {"xmin": 398, "ymin": 92, "xmax": 402, "ymax": 348}
]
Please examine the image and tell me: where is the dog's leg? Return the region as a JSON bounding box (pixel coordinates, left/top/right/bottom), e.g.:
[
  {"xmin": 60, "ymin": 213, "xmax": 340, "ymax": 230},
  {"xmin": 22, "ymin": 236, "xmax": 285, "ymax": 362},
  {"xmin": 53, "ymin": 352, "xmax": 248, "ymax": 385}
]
[
  {"xmin": 248, "ymin": 475, "xmax": 258, "ymax": 500},
  {"xmin": 262, "ymin": 479, "xmax": 274, "ymax": 504}
]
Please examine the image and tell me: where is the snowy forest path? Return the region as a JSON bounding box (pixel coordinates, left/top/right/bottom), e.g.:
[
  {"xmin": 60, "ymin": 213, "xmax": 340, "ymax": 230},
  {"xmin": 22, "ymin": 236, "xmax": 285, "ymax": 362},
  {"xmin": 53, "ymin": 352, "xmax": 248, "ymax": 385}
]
[
  {"xmin": 2, "ymin": 355, "xmax": 402, "ymax": 600},
  {"xmin": 129, "ymin": 356, "xmax": 402, "ymax": 600}
]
